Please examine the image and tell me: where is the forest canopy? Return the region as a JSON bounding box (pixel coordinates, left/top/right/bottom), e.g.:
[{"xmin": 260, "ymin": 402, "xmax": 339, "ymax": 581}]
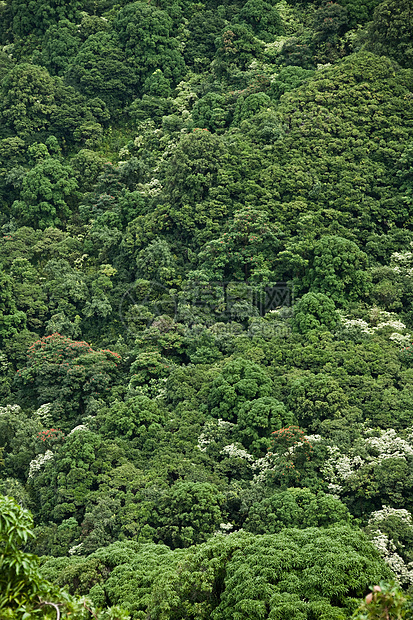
[{"xmin": 1, "ymin": 0, "xmax": 413, "ymax": 618}]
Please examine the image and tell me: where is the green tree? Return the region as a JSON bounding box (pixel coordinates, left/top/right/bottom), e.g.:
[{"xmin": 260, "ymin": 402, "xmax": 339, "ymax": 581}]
[
  {"xmin": 337, "ymin": 0, "xmax": 382, "ymax": 26},
  {"xmin": 280, "ymin": 34, "xmax": 314, "ymax": 69},
  {"xmin": 98, "ymin": 395, "xmax": 166, "ymax": 450},
  {"xmin": 32, "ymin": 530, "xmax": 392, "ymax": 619},
  {"xmin": 158, "ymin": 129, "xmax": 231, "ymax": 248},
  {"xmin": 67, "ymin": 32, "xmax": 137, "ymax": 109},
  {"xmin": 165, "ymin": 129, "xmax": 227, "ymax": 204},
  {"xmin": 232, "ymin": 92, "xmax": 273, "ymax": 125},
  {"xmin": 12, "ymin": 156, "xmax": 78, "ymax": 229},
  {"xmin": 29, "ymin": 428, "xmax": 125, "ymax": 524},
  {"xmin": 292, "ymin": 292, "xmax": 339, "ymax": 334},
  {"xmin": 300, "ymin": 235, "xmax": 371, "ymax": 305},
  {"xmin": 208, "ymin": 358, "xmax": 273, "ymax": 422},
  {"xmin": 312, "ymin": 2, "xmax": 349, "ymax": 43},
  {"xmin": 212, "ymin": 526, "xmax": 390, "ymax": 620},
  {"xmin": 0, "ymin": 264, "xmax": 26, "ymax": 347},
  {"xmin": 191, "ymin": 92, "xmax": 229, "ymax": 132},
  {"xmin": 153, "ymin": 481, "xmax": 224, "ymax": 548},
  {"xmin": 0, "ymin": 493, "xmax": 58, "ymax": 616},
  {"xmin": 38, "ymin": 19, "xmax": 81, "ymax": 76},
  {"xmin": 245, "ymin": 487, "xmax": 350, "ymax": 534},
  {"xmin": 274, "ymin": 52, "xmax": 413, "ymax": 239},
  {"xmin": 237, "ymin": 0, "xmax": 284, "ymax": 42},
  {"xmin": 40, "ymin": 541, "xmax": 184, "ymax": 617},
  {"xmin": 197, "ymin": 206, "xmax": 281, "ymax": 282},
  {"xmin": 214, "ymin": 24, "xmax": 264, "ymax": 76},
  {"xmin": 2, "ymin": 0, "xmax": 82, "ymax": 37},
  {"xmin": 236, "ymin": 397, "xmax": 293, "ymax": 455},
  {"xmin": 352, "ymin": 582, "xmax": 410, "ymax": 620},
  {"xmin": 114, "ymin": 2, "xmax": 186, "ymax": 93},
  {"xmin": 1, "ymin": 64, "xmax": 57, "ymax": 139},
  {"xmin": 0, "ymin": 494, "xmax": 129, "ymax": 619},
  {"xmin": 0, "ymin": 63, "xmax": 102, "ymax": 144},
  {"xmin": 268, "ymin": 66, "xmax": 315, "ymax": 101},
  {"xmin": 42, "ymin": 258, "xmax": 88, "ymax": 336},
  {"xmin": 71, "ymin": 148, "xmax": 107, "ymax": 193},
  {"xmin": 135, "ymin": 237, "xmax": 176, "ymax": 286},
  {"xmin": 143, "ymin": 69, "xmax": 172, "ymax": 98},
  {"xmin": 144, "ymin": 528, "xmax": 390, "ymax": 619},
  {"xmin": 311, "ymin": 1, "xmax": 350, "ymax": 62},
  {"xmin": 262, "ymin": 425, "xmax": 320, "ymax": 488},
  {"xmin": 185, "ymin": 10, "xmax": 225, "ymax": 67},
  {"xmin": 16, "ymin": 334, "xmax": 121, "ymax": 427},
  {"xmin": 0, "ymin": 404, "xmax": 43, "ymax": 481},
  {"xmin": 286, "ymin": 373, "xmax": 351, "ymax": 429},
  {"xmin": 367, "ymin": 0, "xmax": 413, "ymax": 68}
]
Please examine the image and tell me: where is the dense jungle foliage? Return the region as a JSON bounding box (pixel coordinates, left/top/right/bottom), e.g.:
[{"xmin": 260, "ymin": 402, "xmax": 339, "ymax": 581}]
[{"xmin": 1, "ymin": 0, "xmax": 413, "ymax": 617}]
